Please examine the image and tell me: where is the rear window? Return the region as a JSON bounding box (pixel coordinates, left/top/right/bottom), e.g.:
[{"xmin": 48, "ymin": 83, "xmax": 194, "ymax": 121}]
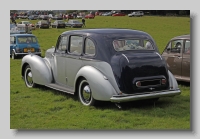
[{"xmin": 113, "ymin": 39, "xmax": 154, "ymax": 51}]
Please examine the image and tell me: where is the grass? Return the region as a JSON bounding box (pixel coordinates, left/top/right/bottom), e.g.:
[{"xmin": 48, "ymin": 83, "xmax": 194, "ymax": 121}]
[{"xmin": 10, "ymin": 15, "xmax": 190, "ymax": 129}]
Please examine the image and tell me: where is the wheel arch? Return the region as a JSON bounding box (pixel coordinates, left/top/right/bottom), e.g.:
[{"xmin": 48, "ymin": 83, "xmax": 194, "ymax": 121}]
[
  {"xmin": 74, "ymin": 66, "xmax": 117, "ymax": 101},
  {"xmin": 21, "ymin": 55, "xmax": 53, "ymax": 85}
]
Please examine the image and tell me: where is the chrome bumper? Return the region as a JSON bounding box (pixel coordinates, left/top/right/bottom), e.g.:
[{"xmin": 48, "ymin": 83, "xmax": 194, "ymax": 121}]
[
  {"xmin": 14, "ymin": 52, "xmax": 41, "ymax": 55},
  {"xmin": 110, "ymin": 89, "xmax": 181, "ymax": 102}
]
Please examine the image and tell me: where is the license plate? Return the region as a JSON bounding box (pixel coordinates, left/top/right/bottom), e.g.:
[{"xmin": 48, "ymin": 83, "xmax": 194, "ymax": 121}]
[{"xmin": 24, "ymin": 48, "xmax": 35, "ymax": 52}]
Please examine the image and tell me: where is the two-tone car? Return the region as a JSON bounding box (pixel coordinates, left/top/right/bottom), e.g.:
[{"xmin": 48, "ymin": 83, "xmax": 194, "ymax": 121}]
[
  {"xmin": 10, "ymin": 34, "xmax": 41, "ymax": 59},
  {"xmin": 162, "ymin": 34, "xmax": 190, "ymax": 82},
  {"xmin": 21, "ymin": 29, "xmax": 181, "ymax": 107}
]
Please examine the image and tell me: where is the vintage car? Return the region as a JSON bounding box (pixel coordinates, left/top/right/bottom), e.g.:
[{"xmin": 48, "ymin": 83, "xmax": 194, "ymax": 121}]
[
  {"xmin": 161, "ymin": 34, "xmax": 190, "ymax": 82},
  {"xmin": 65, "ymin": 20, "xmax": 83, "ymax": 28},
  {"xmin": 10, "ymin": 34, "xmax": 41, "ymax": 59},
  {"xmin": 10, "ymin": 24, "xmax": 32, "ymax": 34},
  {"xmin": 17, "ymin": 21, "xmax": 35, "ymax": 30},
  {"xmin": 28, "ymin": 15, "xmax": 38, "ymax": 20},
  {"xmin": 52, "ymin": 15, "xmax": 63, "ymax": 20},
  {"xmin": 102, "ymin": 12, "xmax": 113, "ymax": 16},
  {"xmin": 35, "ymin": 20, "xmax": 50, "ymax": 29},
  {"xmin": 51, "ymin": 20, "xmax": 66, "ymax": 28},
  {"xmin": 21, "ymin": 29, "xmax": 181, "ymax": 107},
  {"xmin": 128, "ymin": 11, "xmax": 144, "ymax": 17},
  {"xmin": 38, "ymin": 15, "xmax": 49, "ymax": 20},
  {"xmin": 85, "ymin": 14, "xmax": 95, "ymax": 19}
]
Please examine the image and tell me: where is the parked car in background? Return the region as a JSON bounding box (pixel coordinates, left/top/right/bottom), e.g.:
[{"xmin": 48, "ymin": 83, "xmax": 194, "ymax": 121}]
[
  {"xmin": 51, "ymin": 20, "xmax": 66, "ymax": 28},
  {"xmin": 128, "ymin": 11, "xmax": 144, "ymax": 17},
  {"xmin": 161, "ymin": 34, "xmax": 190, "ymax": 82},
  {"xmin": 112, "ymin": 13, "xmax": 126, "ymax": 16},
  {"xmin": 66, "ymin": 14, "xmax": 74, "ymax": 19},
  {"xmin": 35, "ymin": 20, "xmax": 50, "ymax": 29},
  {"xmin": 10, "ymin": 34, "xmax": 41, "ymax": 59},
  {"xmin": 102, "ymin": 12, "xmax": 113, "ymax": 16},
  {"xmin": 85, "ymin": 14, "xmax": 95, "ymax": 19},
  {"xmin": 10, "ymin": 24, "xmax": 32, "ymax": 34},
  {"xmin": 17, "ymin": 15, "xmax": 28, "ymax": 19},
  {"xmin": 17, "ymin": 21, "xmax": 35, "ymax": 30},
  {"xmin": 52, "ymin": 15, "xmax": 63, "ymax": 20},
  {"xmin": 38, "ymin": 15, "xmax": 49, "ymax": 20},
  {"xmin": 28, "ymin": 15, "xmax": 38, "ymax": 20},
  {"xmin": 20, "ymin": 28, "xmax": 181, "ymax": 107},
  {"xmin": 65, "ymin": 20, "xmax": 83, "ymax": 28}
]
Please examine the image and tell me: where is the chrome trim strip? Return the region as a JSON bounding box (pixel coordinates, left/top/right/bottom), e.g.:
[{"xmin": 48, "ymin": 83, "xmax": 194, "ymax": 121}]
[
  {"xmin": 110, "ymin": 89, "xmax": 181, "ymax": 102},
  {"xmin": 122, "ymin": 54, "xmax": 129, "ymax": 63},
  {"xmin": 155, "ymin": 52, "xmax": 162, "ymax": 60}
]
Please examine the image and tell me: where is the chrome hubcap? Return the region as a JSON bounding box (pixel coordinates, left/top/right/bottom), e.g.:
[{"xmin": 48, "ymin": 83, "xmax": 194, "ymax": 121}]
[
  {"xmin": 26, "ymin": 69, "xmax": 33, "ymax": 86},
  {"xmin": 82, "ymin": 85, "xmax": 91, "ymax": 102}
]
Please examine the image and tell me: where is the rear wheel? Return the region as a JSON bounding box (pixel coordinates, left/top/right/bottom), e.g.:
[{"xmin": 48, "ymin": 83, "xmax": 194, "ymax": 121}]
[
  {"xmin": 78, "ymin": 79, "xmax": 96, "ymax": 106},
  {"xmin": 24, "ymin": 65, "xmax": 37, "ymax": 88}
]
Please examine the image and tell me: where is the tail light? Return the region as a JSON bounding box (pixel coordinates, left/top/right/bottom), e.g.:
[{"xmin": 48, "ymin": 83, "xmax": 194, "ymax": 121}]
[{"xmin": 161, "ymin": 79, "xmax": 166, "ymax": 84}]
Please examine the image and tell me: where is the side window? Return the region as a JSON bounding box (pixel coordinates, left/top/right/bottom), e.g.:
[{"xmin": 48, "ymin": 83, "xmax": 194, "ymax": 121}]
[
  {"xmin": 57, "ymin": 36, "xmax": 68, "ymax": 52},
  {"xmin": 85, "ymin": 38, "xmax": 96, "ymax": 56},
  {"xmin": 69, "ymin": 36, "xmax": 83, "ymax": 54},
  {"xmin": 166, "ymin": 40, "xmax": 183, "ymax": 53},
  {"xmin": 184, "ymin": 40, "xmax": 190, "ymax": 54},
  {"xmin": 144, "ymin": 40, "xmax": 154, "ymax": 50}
]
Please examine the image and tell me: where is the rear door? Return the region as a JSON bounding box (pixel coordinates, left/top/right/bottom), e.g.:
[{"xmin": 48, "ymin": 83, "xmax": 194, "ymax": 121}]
[{"xmin": 65, "ymin": 35, "xmax": 84, "ymax": 88}]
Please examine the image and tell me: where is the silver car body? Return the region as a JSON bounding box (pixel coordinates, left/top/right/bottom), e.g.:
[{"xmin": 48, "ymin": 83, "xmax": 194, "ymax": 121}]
[{"xmin": 21, "ymin": 29, "xmax": 180, "ymax": 105}]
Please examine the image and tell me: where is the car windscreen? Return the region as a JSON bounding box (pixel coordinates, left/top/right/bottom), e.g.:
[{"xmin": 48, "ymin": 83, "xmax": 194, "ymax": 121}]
[
  {"xmin": 113, "ymin": 39, "xmax": 154, "ymax": 51},
  {"xmin": 17, "ymin": 36, "xmax": 38, "ymax": 44}
]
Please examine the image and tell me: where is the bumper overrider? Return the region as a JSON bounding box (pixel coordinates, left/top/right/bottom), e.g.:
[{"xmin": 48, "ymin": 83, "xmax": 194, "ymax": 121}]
[{"xmin": 110, "ymin": 89, "xmax": 181, "ymax": 102}]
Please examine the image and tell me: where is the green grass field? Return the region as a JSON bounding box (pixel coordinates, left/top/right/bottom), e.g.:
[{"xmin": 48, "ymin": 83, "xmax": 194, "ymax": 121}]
[{"xmin": 10, "ymin": 15, "xmax": 190, "ymax": 129}]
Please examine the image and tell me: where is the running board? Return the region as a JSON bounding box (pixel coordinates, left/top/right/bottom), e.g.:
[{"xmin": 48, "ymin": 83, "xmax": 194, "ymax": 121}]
[{"xmin": 45, "ymin": 83, "xmax": 74, "ymax": 95}]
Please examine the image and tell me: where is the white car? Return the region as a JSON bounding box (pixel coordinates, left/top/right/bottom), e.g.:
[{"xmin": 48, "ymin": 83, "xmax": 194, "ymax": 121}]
[
  {"xmin": 128, "ymin": 11, "xmax": 144, "ymax": 17},
  {"xmin": 17, "ymin": 21, "xmax": 35, "ymax": 30}
]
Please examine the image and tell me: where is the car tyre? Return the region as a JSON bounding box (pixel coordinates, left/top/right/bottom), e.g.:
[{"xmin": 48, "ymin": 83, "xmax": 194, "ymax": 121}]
[
  {"xmin": 78, "ymin": 79, "xmax": 96, "ymax": 106},
  {"xmin": 11, "ymin": 51, "xmax": 17, "ymax": 59},
  {"xmin": 24, "ymin": 65, "xmax": 37, "ymax": 88}
]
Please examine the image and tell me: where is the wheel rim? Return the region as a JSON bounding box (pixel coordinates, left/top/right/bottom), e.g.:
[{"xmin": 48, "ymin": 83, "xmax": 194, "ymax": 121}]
[
  {"xmin": 79, "ymin": 80, "xmax": 92, "ymax": 104},
  {"xmin": 25, "ymin": 67, "xmax": 34, "ymax": 87}
]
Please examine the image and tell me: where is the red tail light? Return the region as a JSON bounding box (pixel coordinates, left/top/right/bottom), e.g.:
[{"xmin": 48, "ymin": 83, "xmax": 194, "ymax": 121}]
[{"xmin": 161, "ymin": 79, "xmax": 166, "ymax": 84}]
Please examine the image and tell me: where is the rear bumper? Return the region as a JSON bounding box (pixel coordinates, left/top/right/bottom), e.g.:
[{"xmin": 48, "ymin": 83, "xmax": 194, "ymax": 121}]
[{"xmin": 110, "ymin": 89, "xmax": 181, "ymax": 102}]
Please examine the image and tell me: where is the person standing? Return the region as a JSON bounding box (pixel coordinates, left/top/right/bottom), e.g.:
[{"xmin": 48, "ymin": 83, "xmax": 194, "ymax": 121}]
[{"xmin": 82, "ymin": 18, "xmax": 86, "ymax": 27}]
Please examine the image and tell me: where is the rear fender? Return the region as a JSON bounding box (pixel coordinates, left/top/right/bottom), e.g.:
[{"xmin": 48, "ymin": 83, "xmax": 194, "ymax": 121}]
[
  {"xmin": 21, "ymin": 54, "xmax": 53, "ymax": 85},
  {"xmin": 168, "ymin": 70, "xmax": 179, "ymax": 90},
  {"xmin": 75, "ymin": 66, "xmax": 117, "ymax": 101}
]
